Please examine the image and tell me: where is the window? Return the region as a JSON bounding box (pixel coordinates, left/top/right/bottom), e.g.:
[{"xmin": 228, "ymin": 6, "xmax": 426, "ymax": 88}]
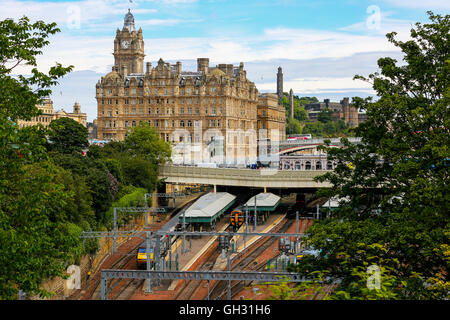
[
  {"xmin": 305, "ymin": 161, "xmax": 311, "ymax": 170},
  {"xmin": 211, "ymin": 107, "xmax": 216, "ymax": 115},
  {"xmin": 327, "ymin": 161, "xmax": 333, "ymax": 170},
  {"xmin": 180, "ymin": 107, "xmax": 184, "ymax": 114},
  {"xmin": 316, "ymin": 161, "xmax": 322, "ymax": 170},
  {"xmin": 180, "ymin": 120, "xmax": 184, "ymax": 127},
  {"xmin": 295, "ymin": 162, "xmax": 301, "ymax": 170},
  {"xmin": 187, "ymin": 120, "xmax": 192, "ymax": 127},
  {"xmin": 132, "ymin": 120, "xmax": 136, "ymax": 127}
]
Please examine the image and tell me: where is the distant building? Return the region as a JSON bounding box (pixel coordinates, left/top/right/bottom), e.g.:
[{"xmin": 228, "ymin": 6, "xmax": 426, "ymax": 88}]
[
  {"xmin": 95, "ymin": 9, "xmax": 286, "ymax": 165},
  {"xmin": 17, "ymin": 98, "xmax": 87, "ymax": 128},
  {"xmin": 53, "ymin": 102, "xmax": 87, "ymax": 127},
  {"xmin": 87, "ymin": 120, "xmax": 98, "ymax": 139},
  {"xmin": 257, "ymin": 93, "xmax": 286, "ymax": 141},
  {"xmin": 304, "ymin": 98, "xmax": 359, "ymax": 127}
]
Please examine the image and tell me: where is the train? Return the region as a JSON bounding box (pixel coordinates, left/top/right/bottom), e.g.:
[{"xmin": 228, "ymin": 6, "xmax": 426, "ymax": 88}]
[{"xmin": 137, "ymin": 247, "xmax": 150, "ymax": 269}]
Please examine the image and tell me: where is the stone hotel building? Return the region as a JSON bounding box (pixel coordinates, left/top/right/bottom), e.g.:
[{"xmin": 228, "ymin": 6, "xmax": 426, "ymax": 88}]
[{"xmin": 96, "ymin": 10, "xmax": 285, "ymax": 164}]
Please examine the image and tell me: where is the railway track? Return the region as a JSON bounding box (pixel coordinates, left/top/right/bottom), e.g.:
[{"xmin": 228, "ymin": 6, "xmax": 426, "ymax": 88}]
[
  {"xmin": 69, "ymin": 193, "xmax": 204, "ymax": 300},
  {"xmin": 206, "ymin": 217, "xmax": 295, "ymax": 300},
  {"xmin": 172, "ymin": 229, "xmax": 228, "ymax": 300}
]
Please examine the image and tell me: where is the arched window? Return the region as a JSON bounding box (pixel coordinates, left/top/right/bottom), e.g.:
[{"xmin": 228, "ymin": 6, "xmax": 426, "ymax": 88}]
[
  {"xmin": 316, "ymin": 161, "xmax": 322, "ymax": 170},
  {"xmin": 305, "ymin": 161, "xmax": 311, "ymax": 170},
  {"xmin": 327, "ymin": 161, "xmax": 333, "ymax": 170},
  {"xmin": 283, "ymin": 162, "xmax": 290, "ymax": 170},
  {"xmin": 294, "ymin": 162, "xmax": 301, "ymax": 170}
]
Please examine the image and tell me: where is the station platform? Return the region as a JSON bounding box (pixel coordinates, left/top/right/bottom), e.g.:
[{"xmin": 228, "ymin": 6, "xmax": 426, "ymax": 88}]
[
  {"xmin": 162, "ymin": 213, "xmax": 286, "ymax": 291},
  {"xmin": 212, "ymin": 213, "xmax": 285, "ymax": 270}
]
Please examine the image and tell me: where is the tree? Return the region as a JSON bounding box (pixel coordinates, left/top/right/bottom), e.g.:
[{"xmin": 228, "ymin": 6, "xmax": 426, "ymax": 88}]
[
  {"xmin": 317, "ymin": 109, "xmax": 333, "ymax": 123},
  {"xmin": 286, "ymin": 118, "xmax": 302, "ymax": 135},
  {"xmin": 47, "ymin": 117, "xmax": 88, "ymax": 154},
  {"xmin": 122, "ymin": 122, "xmax": 171, "ymax": 164},
  {"xmin": 0, "ymin": 16, "xmax": 74, "ymax": 299},
  {"xmin": 298, "ymin": 12, "xmax": 449, "ymax": 299},
  {"xmin": 294, "ymin": 105, "xmax": 308, "ymax": 121},
  {"xmin": 302, "ymin": 121, "xmax": 324, "ymax": 137}
]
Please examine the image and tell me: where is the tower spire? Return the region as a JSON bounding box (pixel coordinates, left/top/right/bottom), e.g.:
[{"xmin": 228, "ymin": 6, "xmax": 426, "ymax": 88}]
[{"xmin": 123, "ymin": 7, "xmax": 135, "ymax": 32}]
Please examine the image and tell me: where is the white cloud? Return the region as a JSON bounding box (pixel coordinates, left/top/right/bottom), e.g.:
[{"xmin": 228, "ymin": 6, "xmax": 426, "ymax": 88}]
[
  {"xmin": 382, "ymin": 0, "xmax": 450, "ymax": 10},
  {"xmin": 256, "ymin": 77, "xmax": 374, "ymax": 95}
]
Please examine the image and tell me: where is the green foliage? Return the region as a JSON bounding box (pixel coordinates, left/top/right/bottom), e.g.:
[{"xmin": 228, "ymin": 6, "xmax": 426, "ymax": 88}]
[
  {"xmin": 297, "ymin": 11, "xmax": 450, "ymax": 300},
  {"xmin": 0, "ymin": 163, "xmax": 82, "ymax": 299},
  {"xmin": 294, "ymin": 105, "xmax": 308, "ymax": 121},
  {"xmin": 104, "ymin": 187, "xmax": 147, "ymax": 229},
  {"xmin": 0, "ymin": 16, "xmax": 76, "ymax": 299},
  {"xmin": 122, "ymin": 122, "xmax": 171, "ymax": 164},
  {"xmin": 286, "ymin": 118, "xmax": 302, "ymax": 135},
  {"xmin": 47, "ymin": 117, "xmax": 88, "ymax": 154},
  {"xmin": 317, "ymin": 109, "xmax": 333, "ymax": 123}
]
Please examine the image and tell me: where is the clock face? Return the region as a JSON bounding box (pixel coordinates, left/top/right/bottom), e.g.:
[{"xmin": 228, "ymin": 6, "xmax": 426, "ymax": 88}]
[{"xmin": 121, "ymin": 40, "xmax": 130, "ymax": 49}]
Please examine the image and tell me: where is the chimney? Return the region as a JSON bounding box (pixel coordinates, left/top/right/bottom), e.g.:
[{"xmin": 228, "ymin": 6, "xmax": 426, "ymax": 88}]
[
  {"xmin": 146, "ymin": 62, "xmax": 152, "ymax": 75},
  {"xmin": 197, "ymin": 58, "xmax": 209, "ymax": 74},
  {"xmin": 176, "ymin": 61, "xmax": 182, "ymax": 74}
]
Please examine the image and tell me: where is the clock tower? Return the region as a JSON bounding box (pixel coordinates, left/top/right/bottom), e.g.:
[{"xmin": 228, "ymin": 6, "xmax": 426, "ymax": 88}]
[{"xmin": 113, "ymin": 9, "xmax": 145, "ymax": 75}]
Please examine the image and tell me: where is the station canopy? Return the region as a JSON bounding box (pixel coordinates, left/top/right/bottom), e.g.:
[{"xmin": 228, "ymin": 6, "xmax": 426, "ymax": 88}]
[
  {"xmin": 180, "ymin": 192, "xmax": 236, "ymax": 223},
  {"xmin": 244, "ymin": 192, "xmax": 281, "ymax": 212}
]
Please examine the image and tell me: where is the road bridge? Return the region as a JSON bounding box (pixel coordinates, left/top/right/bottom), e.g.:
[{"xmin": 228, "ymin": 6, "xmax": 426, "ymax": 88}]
[
  {"xmin": 278, "ymin": 137, "xmax": 361, "ymax": 155},
  {"xmin": 158, "ymin": 164, "xmax": 332, "ymax": 189}
]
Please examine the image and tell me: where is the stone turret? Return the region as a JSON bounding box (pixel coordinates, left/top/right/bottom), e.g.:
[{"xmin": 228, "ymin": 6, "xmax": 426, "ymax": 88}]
[{"xmin": 197, "ymin": 58, "xmax": 209, "ymax": 74}]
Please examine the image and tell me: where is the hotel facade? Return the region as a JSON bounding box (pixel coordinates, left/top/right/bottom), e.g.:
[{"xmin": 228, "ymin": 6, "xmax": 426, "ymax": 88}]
[{"xmin": 96, "ymin": 10, "xmax": 285, "ymax": 165}]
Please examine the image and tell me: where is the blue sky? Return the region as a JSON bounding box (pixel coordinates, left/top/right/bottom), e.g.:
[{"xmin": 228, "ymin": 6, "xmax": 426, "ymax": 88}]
[{"xmin": 3, "ymin": 0, "xmax": 449, "ymax": 121}]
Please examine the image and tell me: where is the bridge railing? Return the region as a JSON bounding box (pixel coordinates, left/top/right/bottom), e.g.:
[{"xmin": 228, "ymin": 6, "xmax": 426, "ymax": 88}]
[
  {"xmin": 159, "ymin": 164, "xmax": 328, "ymax": 181},
  {"xmin": 280, "ymin": 137, "xmax": 362, "ymax": 146}
]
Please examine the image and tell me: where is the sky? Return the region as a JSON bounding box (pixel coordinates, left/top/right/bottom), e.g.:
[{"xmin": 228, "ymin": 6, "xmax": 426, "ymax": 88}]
[{"xmin": 3, "ymin": 0, "xmax": 449, "ymax": 121}]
